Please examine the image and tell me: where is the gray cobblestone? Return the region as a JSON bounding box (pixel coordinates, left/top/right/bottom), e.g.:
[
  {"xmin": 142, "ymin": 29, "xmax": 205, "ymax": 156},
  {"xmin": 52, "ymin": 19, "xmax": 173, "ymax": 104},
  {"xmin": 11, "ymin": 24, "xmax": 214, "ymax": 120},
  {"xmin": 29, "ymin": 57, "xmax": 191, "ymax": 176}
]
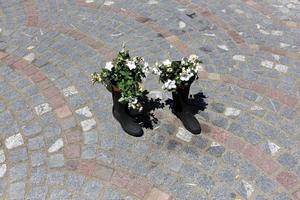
[
  {"xmin": 0, "ymin": 102, "xmax": 5, "ymax": 112},
  {"xmin": 96, "ymin": 150, "xmax": 114, "ymax": 164},
  {"xmin": 197, "ymin": 174, "xmax": 215, "ymax": 192},
  {"xmin": 199, "ymin": 155, "xmax": 219, "ymax": 173},
  {"xmin": 26, "ymin": 186, "xmax": 47, "ymax": 200},
  {"xmin": 30, "ymin": 167, "xmax": 46, "ymax": 184},
  {"xmin": 9, "ymin": 162, "xmax": 27, "ymax": 182},
  {"xmin": 9, "ymin": 181, "xmax": 25, "ymax": 200},
  {"xmin": 255, "ymin": 176, "xmax": 277, "ymax": 194},
  {"xmin": 189, "ymin": 193, "xmax": 208, "ymax": 200},
  {"xmin": 171, "ymin": 181, "xmax": 193, "ymax": 200},
  {"xmin": 211, "ymin": 114, "xmax": 229, "ymax": 129},
  {"xmin": 223, "ymin": 151, "xmax": 241, "ymax": 167},
  {"xmin": 9, "ymin": 147, "xmax": 28, "ymax": 163},
  {"xmin": 1, "ymin": 1, "xmax": 299, "ymax": 199},
  {"xmin": 166, "ymin": 154, "xmax": 183, "ymax": 172},
  {"xmin": 22, "ymin": 121, "xmax": 42, "ymax": 137},
  {"xmin": 166, "ymin": 139, "xmax": 183, "ymax": 151},
  {"xmin": 48, "ymin": 154, "xmax": 64, "ymax": 168},
  {"xmin": 273, "ymin": 192, "xmax": 292, "ymax": 200},
  {"xmin": 277, "ymin": 153, "xmax": 298, "ymax": 169},
  {"xmin": 181, "ymin": 161, "xmax": 200, "ymax": 180},
  {"xmin": 255, "ymin": 195, "xmax": 268, "ymax": 200},
  {"xmin": 31, "ymin": 151, "xmax": 46, "ymax": 167},
  {"xmin": 17, "ymin": 109, "xmax": 35, "ymax": 123},
  {"xmin": 151, "ymin": 134, "xmax": 165, "ymax": 146},
  {"xmin": 81, "ymin": 145, "xmax": 97, "ymax": 159},
  {"xmin": 210, "ymin": 102, "xmax": 225, "ymax": 113},
  {"xmin": 82, "ymin": 180, "xmax": 103, "ymax": 199},
  {"xmin": 207, "ymin": 145, "xmax": 225, "ymax": 157},
  {"xmin": 49, "ymin": 189, "xmax": 71, "ymax": 200},
  {"xmin": 66, "ymin": 174, "xmax": 85, "ymax": 191},
  {"xmin": 239, "ymin": 161, "xmax": 258, "ymax": 181},
  {"xmin": 83, "ymin": 130, "xmax": 98, "ymax": 145},
  {"xmin": 212, "ymin": 186, "xmax": 233, "ymax": 200},
  {"xmin": 191, "ymin": 136, "xmax": 209, "ymax": 149},
  {"xmin": 47, "ymin": 171, "xmax": 65, "ymax": 185},
  {"xmin": 217, "ymin": 168, "xmax": 236, "ymax": 183},
  {"xmin": 28, "ymin": 136, "xmax": 45, "ymax": 150},
  {"xmin": 102, "ymin": 188, "xmax": 121, "ymax": 200},
  {"xmin": 181, "ymin": 146, "xmax": 199, "ymax": 160}
]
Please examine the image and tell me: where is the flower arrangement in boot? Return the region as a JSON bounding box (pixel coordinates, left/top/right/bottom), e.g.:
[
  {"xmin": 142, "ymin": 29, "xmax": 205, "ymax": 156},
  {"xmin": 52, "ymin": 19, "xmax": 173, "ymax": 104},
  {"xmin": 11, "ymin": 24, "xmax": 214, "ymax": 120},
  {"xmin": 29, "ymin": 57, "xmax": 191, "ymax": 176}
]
[
  {"xmin": 91, "ymin": 47, "xmax": 149, "ymax": 137},
  {"xmin": 153, "ymin": 55, "xmax": 203, "ymax": 134}
]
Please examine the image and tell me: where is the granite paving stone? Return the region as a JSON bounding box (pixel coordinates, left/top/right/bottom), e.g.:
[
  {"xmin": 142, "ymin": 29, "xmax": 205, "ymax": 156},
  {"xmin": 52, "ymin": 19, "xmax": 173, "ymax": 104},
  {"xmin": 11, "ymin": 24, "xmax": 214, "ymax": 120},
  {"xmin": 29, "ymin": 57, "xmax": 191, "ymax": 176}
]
[{"xmin": 0, "ymin": 0, "xmax": 299, "ymax": 199}]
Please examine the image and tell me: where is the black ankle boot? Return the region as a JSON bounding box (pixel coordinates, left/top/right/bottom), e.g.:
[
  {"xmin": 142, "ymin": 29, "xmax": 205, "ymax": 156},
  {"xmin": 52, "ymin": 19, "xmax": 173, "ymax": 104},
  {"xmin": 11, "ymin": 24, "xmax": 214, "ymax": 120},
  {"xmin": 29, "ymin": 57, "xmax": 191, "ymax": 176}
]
[
  {"xmin": 172, "ymin": 86, "xmax": 201, "ymax": 135},
  {"xmin": 112, "ymin": 90, "xmax": 143, "ymax": 137}
]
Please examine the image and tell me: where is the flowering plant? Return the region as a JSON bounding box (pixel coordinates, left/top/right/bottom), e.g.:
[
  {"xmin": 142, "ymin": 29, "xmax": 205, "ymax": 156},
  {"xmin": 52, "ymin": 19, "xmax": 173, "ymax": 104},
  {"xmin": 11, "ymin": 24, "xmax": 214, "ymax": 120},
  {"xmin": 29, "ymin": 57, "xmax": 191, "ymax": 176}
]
[
  {"xmin": 91, "ymin": 47, "xmax": 149, "ymax": 111},
  {"xmin": 153, "ymin": 55, "xmax": 202, "ymax": 91}
]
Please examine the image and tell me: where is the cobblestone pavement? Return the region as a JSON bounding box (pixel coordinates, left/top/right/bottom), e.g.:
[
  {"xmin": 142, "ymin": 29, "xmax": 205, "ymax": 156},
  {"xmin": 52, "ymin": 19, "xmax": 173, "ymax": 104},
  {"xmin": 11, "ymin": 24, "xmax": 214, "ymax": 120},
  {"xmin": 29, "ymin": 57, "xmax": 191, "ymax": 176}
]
[{"xmin": 0, "ymin": 0, "xmax": 299, "ymax": 199}]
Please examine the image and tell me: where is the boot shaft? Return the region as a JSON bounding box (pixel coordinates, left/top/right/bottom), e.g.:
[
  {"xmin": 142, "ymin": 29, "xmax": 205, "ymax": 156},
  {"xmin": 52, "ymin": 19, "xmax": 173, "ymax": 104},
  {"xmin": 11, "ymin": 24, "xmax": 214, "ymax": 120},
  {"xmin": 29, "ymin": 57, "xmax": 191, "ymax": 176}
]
[
  {"xmin": 112, "ymin": 90, "xmax": 127, "ymax": 111},
  {"xmin": 177, "ymin": 83, "xmax": 191, "ymax": 103},
  {"xmin": 172, "ymin": 91, "xmax": 183, "ymax": 112}
]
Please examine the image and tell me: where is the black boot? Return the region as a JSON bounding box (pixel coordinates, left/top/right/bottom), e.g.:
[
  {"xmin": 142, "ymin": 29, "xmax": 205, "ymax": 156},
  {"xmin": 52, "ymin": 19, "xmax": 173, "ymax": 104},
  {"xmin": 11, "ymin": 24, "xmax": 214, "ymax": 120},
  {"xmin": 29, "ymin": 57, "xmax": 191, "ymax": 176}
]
[
  {"xmin": 172, "ymin": 86, "xmax": 201, "ymax": 135},
  {"xmin": 179, "ymin": 83, "xmax": 198, "ymax": 114},
  {"xmin": 112, "ymin": 90, "xmax": 143, "ymax": 137}
]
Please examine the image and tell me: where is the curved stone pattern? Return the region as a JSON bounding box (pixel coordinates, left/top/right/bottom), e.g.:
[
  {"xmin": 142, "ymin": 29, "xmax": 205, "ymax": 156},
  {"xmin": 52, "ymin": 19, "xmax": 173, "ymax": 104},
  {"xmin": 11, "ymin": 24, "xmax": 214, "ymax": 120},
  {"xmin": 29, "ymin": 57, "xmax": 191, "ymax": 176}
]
[{"xmin": 0, "ymin": 0, "xmax": 300, "ymax": 200}]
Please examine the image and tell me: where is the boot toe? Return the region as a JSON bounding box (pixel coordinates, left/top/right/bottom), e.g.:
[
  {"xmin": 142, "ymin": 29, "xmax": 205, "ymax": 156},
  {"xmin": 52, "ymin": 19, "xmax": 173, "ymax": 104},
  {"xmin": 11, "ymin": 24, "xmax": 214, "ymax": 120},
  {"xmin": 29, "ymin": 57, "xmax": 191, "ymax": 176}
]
[
  {"xmin": 188, "ymin": 122, "xmax": 201, "ymax": 134},
  {"xmin": 124, "ymin": 123, "xmax": 144, "ymax": 137},
  {"xmin": 179, "ymin": 113, "xmax": 201, "ymax": 135}
]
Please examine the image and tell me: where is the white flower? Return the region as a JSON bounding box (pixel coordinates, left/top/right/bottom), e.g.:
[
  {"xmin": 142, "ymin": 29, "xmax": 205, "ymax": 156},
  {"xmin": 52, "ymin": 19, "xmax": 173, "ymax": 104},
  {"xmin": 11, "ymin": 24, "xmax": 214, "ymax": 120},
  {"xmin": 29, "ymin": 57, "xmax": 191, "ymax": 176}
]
[
  {"xmin": 181, "ymin": 58, "xmax": 187, "ymax": 65},
  {"xmin": 163, "ymin": 79, "xmax": 176, "ymax": 90},
  {"xmin": 142, "ymin": 62, "xmax": 149, "ymax": 74},
  {"xmin": 180, "ymin": 72, "xmax": 194, "ymax": 81},
  {"xmin": 152, "ymin": 67, "xmax": 161, "ymax": 75},
  {"xmin": 128, "ymin": 98, "xmax": 143, "ymax": 111},
  {"xmin": 126, "ymin": 60, "xmax": 136, "ymax": 70},
  {"xmin": 167, "ymin": 68, "xmax": 173, "ymax": 72},
  {"xmin": 188, "ymin": 54, "xmax": 198, "ymax": 62},
  {"xmin": 180, "ymin": 68, "xmax": 194, "ymax": 81},
  {"xmin": 118, "ymin": 97, "xmax": 125, "ymax": 103},
  {"xmin": 163, "ymin": 59, "xmax": 172, "ymax": 66},
  {"xmin": 131, "ymin": 98, "xmax": 138, "ymax": 104},
  {"xmin": 105, "ymin": 62, "xmax": 114, "ymax": 71},
  {"xmin": 91, "ymin": 73, "xmax": 101, "ymax": 83}
]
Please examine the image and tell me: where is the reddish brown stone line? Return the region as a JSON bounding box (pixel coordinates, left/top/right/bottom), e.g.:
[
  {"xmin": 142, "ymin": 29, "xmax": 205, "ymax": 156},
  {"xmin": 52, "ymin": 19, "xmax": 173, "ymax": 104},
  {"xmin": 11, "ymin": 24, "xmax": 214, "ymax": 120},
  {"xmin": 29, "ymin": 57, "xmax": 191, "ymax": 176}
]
[
  {"xmin": 33, "ymin": 21, "xmax": 116, "ymax": 60},
  {"xmin": 200, "ymin": 122, "xmax": 300, "ymax": 192},
  {"xmin": 242, "ymin": 0, "xmax": 300, "ymax": 29},
  {"xmin": 65, "ymin": 158, "xmax": 172, "ymax": 200},
  {"xmin": 276, "ymin": 171, "xmax": 299, "ymax": 190},
  {"xmin": 176, "ymin": 0, "xmax": 246, "ymax": 46},
  {"xmin": 0, "ymin": 51, "xmax": 72, "ymax": 119},
  {"xmin": 27, "ymin": 20, "xmax": 300, "ymax": 108},
  {"xmin": 76, "ymin": 0, "xmax": 191, "ymax": 56},
  {"xmin": 293, "ymin": 189, "xmax": 300, "ymax": 200},
  {"xmin": 21, "ymin": 0, "xmax": 116, "ymax": 60},
  {"xmin": 3, "ymin": 52, "xmax": 172, "ymax": 200},
  {"xmin": 22, "ymin": 0, "xmax": 39, "ymax": 26},
  {"xmin": 198, "ymin": 72, "xmax": 299, "ymax": 108},
  {"xmin": 157, "ymin": 110, "xmax": 300, "ymax": 195},
  {"xmin": 256, "ymin": 45, "xmax": 300, "ymax": 62},
  {"xmin": 77, "ymin": 0, "xmax": 300, "ymax": 62},
  {"xmin": 175, "ymin": 0, "xmax": 300, "ymax": 62}
]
